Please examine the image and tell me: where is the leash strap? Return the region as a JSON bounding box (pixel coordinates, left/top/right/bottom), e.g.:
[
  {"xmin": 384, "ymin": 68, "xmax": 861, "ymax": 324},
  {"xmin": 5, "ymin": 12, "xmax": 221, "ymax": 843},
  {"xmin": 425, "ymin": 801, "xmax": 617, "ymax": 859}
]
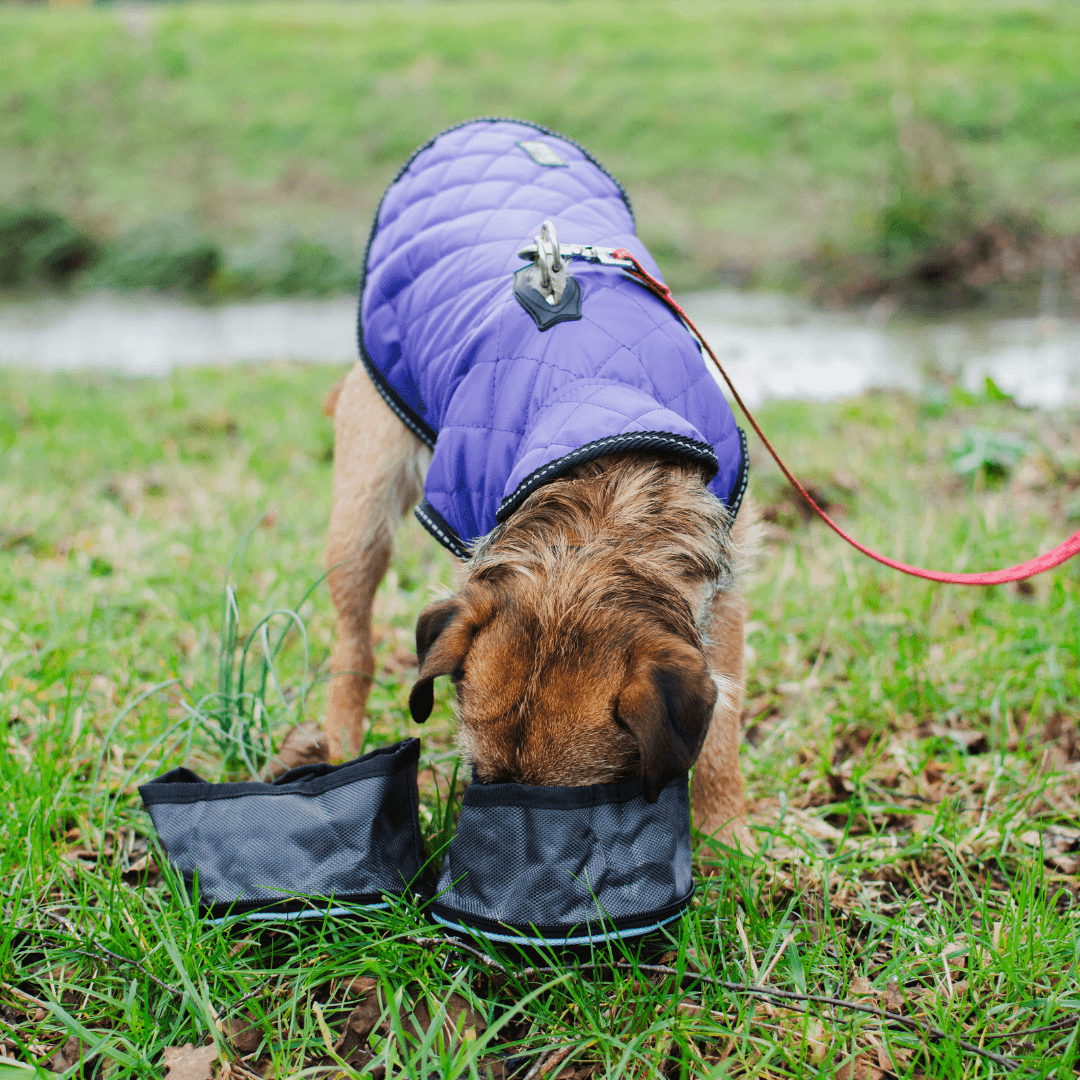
[{"xmin": 606, "ymin": 249, "xmax": 1080, "ymax": 586}]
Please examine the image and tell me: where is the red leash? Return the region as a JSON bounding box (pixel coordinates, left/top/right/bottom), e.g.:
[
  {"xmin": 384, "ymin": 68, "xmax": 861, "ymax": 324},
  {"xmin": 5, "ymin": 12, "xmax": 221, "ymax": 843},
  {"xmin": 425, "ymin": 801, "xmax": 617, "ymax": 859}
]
[{"xmin": 613, "ymin": 249, "xmax": 1080, "ymax": 586}]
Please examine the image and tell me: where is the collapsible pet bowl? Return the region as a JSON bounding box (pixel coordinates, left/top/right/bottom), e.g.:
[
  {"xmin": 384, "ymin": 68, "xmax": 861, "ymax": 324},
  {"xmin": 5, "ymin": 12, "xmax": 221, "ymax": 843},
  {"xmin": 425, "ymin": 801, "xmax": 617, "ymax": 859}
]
[
  {"xmin": 139, "ymin": 738, "xmax": 429, "ymax": 922},
  {"xmin": 428, "ymin": 773, "xmax": 694, "ymax": 952}
]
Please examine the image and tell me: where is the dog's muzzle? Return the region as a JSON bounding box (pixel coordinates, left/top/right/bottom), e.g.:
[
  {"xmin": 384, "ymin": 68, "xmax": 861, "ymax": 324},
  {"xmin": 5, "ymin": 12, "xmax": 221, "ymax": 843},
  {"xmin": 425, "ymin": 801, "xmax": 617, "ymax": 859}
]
[
  {"xmin": 429, "ymin": 773, "xmax": 694, "ymax": 948},
  {"xmin": 139, "ymin": 738, "xmax": 429, "ymax": 923}
]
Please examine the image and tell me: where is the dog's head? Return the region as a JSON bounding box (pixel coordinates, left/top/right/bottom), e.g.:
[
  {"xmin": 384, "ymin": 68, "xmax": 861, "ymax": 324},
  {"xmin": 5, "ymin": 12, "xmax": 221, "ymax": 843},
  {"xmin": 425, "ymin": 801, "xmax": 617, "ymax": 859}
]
[{"xmin": 408, "ymin": 455, "xmax": 733, "ymax": 802}]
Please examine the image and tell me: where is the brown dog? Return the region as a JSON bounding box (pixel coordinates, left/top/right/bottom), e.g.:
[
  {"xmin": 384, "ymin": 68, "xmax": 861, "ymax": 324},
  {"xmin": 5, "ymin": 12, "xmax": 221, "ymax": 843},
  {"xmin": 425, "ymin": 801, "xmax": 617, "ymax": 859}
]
[{"xmin": 323, "ymin": 366, "xmax": 752, "ymax": 849}]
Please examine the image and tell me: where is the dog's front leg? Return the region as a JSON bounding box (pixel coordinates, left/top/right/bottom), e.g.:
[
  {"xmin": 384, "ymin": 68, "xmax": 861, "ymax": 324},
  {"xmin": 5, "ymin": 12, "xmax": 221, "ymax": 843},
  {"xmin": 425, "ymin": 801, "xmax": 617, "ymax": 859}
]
[
  {"xmin": 325, "ymin": 365, "xmax": 428, "ymax": 759},
  {"xmin": 692, "ymin": 581, "xmax": 753, "ymax": 853},
  {"xmin": 692, "ymin": 509, "xmax": 755, "ymax": 855}
]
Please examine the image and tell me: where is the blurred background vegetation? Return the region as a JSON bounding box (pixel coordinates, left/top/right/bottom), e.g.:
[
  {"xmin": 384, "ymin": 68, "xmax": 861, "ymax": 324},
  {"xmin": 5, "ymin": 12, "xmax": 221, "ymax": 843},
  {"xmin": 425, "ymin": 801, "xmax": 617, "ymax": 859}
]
[{"xmin": 1, "ymin": 0, "xmax": 1079, "ymax": 308}]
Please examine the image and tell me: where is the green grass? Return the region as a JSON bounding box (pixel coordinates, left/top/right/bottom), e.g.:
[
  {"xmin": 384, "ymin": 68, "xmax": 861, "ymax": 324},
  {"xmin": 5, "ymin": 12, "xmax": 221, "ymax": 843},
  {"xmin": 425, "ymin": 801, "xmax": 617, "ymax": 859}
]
[
  {"xmin": 2, "ymin": 0, "xmax": 1080, "ymax": 293},
  {"xmin": 2, "ymin": 363, "xmax": 1079, "ymax": 1077}
]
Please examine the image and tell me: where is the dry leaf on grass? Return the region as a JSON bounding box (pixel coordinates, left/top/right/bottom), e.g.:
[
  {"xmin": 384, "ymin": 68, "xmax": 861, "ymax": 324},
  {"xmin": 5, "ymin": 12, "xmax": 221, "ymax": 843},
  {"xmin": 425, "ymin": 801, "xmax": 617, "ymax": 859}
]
[
  {"xmin": 1019, "ymin": 825, "xmax": 1080, "ymax": 860},
  {"xmin": 333, "ymin": 999, "xmax": 382, "ymax": 1061},
  {"xmin": 161, "ymin": 1043, "xmax": 218, "ymax": 1080},
  {"xmin": 322, "ymin": 980, "xmax": 487, "ymax": 1075},
  {"xmin": 121, "ymin": 852, "xmax": 160, "ymax": 885},
  {"xmin": 878, "ymin": 1044, "xmax": 912, "ymax": 1072},
  {"xmin": 60, "ymin": 829, "xmax": 159, "ymax": 884},
  {"xmin": 220, "ymin": 1014, "xmax": 261, "ymax": 1057},
  {"xmin": 835, "ymin": 1050, "xmax": 885, "ymax": 1080},
  {"xmin": 799, "ymin": 1020, "xmax": 827, "ymax": 1064},
  {"xmin": 394, "ymin": 992, "xmax": 486, "ymax": 1050},
  {"xmin": 341, "ymin": 976, "xmax": 379, "ymax": 1000},
  {"xmin": 942, "ymin": 940, "xmax": 967, "ymax": 972},
  {"xmin": 47, "ymin": 1035, "xmax": 88, "ymax": 1074},
  {"xmin": 929, "ymin": 725, "xmax": 988, "ymax": 754},
  {"xmin": 682, "ymin": 947, "xmax": 708, "ymax": 972}
]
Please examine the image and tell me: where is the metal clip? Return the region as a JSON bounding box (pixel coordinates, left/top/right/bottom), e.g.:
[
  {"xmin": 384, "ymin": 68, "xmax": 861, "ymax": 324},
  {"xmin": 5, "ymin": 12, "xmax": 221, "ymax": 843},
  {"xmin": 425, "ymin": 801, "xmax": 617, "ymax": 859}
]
[
  {"xmin": 516, "ymin": 220, "xmax": 567, "ymax": 306},
  {"xmin": 513, "ymin": 220, "xmax": 584, "ymax": 330},
  {"xmin": 517, "ymin": 239, "xmax": 635, "ymax": 270}
]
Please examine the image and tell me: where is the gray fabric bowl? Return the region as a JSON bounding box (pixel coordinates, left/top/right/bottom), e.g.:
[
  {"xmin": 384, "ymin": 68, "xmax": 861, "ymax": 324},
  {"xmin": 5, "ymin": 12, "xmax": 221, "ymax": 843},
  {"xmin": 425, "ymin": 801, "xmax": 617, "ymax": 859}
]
[
  {"xmin": 429, "ymin": 773, "xmax": 693, "ymax": 947},
  {"xmin": 139, "ymin": 738, "xmax": 428, "ymax": 922}
]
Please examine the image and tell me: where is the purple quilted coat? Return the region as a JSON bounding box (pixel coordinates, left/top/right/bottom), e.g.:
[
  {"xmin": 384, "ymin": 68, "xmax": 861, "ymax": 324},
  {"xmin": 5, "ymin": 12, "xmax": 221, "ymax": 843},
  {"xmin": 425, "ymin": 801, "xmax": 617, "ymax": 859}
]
[{"xmin": 359, "ymin": 119, "xmax": 747, "ymax": 558}]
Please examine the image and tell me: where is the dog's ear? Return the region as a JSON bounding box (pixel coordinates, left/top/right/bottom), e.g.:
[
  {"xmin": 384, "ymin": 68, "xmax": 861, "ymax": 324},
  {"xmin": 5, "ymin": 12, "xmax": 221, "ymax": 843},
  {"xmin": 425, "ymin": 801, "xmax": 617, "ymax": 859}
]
[
  {"xmin": 409, "ymin": 590, "xmax": 493, "ymax": 723},
  {"xmin": 616, "ymin": 638, "xmax": 717, "ymax": 803}
]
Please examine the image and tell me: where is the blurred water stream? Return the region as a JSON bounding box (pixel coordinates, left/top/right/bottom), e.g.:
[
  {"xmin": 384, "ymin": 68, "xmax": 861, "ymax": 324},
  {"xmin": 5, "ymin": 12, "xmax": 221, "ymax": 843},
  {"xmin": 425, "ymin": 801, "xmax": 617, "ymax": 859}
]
[{"xmin": 0, "ymin": 290, "xmax": 1077, "ymax": 410}]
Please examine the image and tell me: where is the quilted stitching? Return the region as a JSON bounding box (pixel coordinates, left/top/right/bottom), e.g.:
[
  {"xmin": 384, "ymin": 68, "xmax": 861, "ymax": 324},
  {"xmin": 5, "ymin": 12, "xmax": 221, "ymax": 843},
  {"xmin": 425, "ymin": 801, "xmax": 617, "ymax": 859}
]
[{"xmin": 359, "ymin": 119, "xmax": 745, "ymax": 553}]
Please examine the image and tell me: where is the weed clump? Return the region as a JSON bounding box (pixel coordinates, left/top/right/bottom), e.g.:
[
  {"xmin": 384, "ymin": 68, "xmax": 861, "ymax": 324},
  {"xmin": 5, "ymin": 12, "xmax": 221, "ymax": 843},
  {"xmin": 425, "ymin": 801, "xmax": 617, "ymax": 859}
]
[
  {"xmin": 88, "ymin": 222, "xmax": 223, "ymax": 295},
  {"xmin": 212, "ymin": 237, "xmax": 360, "ymax": 299},
  {"xmin": 0, "ymin": 207, "xmax": 99, "ymax": 289},
  {"xmin": 0, "ymin": 211, "xmax": 361, "ymax": 299},
  {"xmin": 806, "ymin": 113, "xmax": 1070, "ymax": 311}
]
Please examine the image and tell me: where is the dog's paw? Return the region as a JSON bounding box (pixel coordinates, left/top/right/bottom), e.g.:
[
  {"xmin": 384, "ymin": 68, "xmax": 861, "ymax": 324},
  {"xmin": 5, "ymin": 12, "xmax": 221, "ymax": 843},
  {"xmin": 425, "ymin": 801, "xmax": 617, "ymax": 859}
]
[
  {"xmin": 265, "ymin": 721, "xmax": 330, "ymax": 778},
  {"xmin": 695, "ymin": 816, "xmax": 757, "ymax": 871}
]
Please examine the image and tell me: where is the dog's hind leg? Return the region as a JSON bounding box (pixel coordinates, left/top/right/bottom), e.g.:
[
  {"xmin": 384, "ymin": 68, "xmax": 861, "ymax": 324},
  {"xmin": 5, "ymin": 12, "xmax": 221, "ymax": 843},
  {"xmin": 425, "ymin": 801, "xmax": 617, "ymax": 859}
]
[
  {"xmin": 325, "ymin": 364, "xmax": 429, "ymax": 759},
  {"xmin": 692, "ymin": 509, "xmax": 755, "ymax": 856}
]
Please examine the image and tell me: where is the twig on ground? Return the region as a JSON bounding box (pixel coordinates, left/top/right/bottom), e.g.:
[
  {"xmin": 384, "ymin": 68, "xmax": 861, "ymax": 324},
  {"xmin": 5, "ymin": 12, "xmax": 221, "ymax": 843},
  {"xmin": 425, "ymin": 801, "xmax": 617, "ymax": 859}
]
[
  {"xmin": 1, "ymin": 984, "xmax": 51, "ymax": 1011},
  {"xmin": 522, "ymin": 1043, "xmax": 574, "ymax": 1080},
  {"xmin": 756, "ymin": 930, "xmax": 795, "ymax": 987},
  {"xmin": 17, "ymin": 917, "xmax": 184, "ymax": 999},
  {"xmin": 407, "ymin": 936, "xmax": 1026, "ymax": 1072},
  {"xmin": 222, "ymin": 977, "xmax": 275, "ymax": 1013},
  {"xmin": 988, "ymin": 1016, "xmax": 1080, "ymax": 1040}
]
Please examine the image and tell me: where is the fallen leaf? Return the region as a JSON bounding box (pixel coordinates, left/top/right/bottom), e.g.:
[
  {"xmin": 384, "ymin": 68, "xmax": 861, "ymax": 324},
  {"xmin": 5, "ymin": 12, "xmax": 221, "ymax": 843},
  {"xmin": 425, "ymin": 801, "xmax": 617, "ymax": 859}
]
[
  {"xmin": 942, "ymin": 940, "xmax": 966, "ymax": 972},
  {"xmin": 161, "ymin": 1043, "xmax": 218, "ymax": 1080},
  {"xmin": 930, "ymin": 725, "xmax": 988, "ymax": 754},
  {"xmin": 1020, "ymin": 825, "xmax": 1080, "ymax": 858},
  {"xmin": 683, "ymin": 947, "xmax": 706, "ymax": 971},
  {"xmin": 341, "ymin": 976, "xmax": 378, "ymax": 1000},
  {"xmin": 835, "ymin": 1051, "xmax": 883, "ymax": 1080},
  {"xmin": 337, "ymin": 1001, "xmax": 382, "ymax": 1051},
  {"xmin": 221, "ymin": 1014, "xmax": 261, "ymax": 1057},
  {"xmin": 394, "ymin": 992, "xmax": 486, "ymax": 1050},
  {"xmin": 121, "ymin": 853, "xmax": 160, "ymax": 885},
  {"xmin": 47, "ymin": 1035, "xmax": 86, "ymax": 1073},
  {"xmin": 882, "ymin": 1044, "xmax": 911, "ymax": 1069},
  {"xmin": 804, "ymin": 1020, "xmax": 827, "ymax": 1063}
]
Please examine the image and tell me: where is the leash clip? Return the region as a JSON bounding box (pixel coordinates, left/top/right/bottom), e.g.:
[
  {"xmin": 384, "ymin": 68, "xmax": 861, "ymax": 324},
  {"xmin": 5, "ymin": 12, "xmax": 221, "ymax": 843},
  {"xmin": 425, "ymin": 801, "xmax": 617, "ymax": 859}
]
[
  {"xmin": 518, "ymin": 220, "xmax": 569, "ymax": 306},
  {"xmin": 513, "ymin": 220, "xmax": 584, "ymax": 331},
  {"xmin": 517, "ymin": 239, "xmax": 635, "ymax": 270}
]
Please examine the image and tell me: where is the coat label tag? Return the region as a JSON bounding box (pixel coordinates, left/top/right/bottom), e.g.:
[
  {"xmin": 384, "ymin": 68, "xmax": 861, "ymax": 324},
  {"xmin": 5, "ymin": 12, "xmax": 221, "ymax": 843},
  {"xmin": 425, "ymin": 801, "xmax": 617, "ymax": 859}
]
[{"xmin": 516, "ymin": 140, "xmax": 568, "ymax": 167}]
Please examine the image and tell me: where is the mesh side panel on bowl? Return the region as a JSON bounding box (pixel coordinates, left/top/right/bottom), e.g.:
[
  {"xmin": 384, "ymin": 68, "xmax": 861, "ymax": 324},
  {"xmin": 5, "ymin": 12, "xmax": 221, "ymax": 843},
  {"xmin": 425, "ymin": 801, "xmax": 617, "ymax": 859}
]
[
  {"xmin": 140, "ymin": 738, "xmax": 426, "ymax": 917},
  {"xmin": 433, "ymin": 773, "xmax": 692, "ymax": 939}
]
